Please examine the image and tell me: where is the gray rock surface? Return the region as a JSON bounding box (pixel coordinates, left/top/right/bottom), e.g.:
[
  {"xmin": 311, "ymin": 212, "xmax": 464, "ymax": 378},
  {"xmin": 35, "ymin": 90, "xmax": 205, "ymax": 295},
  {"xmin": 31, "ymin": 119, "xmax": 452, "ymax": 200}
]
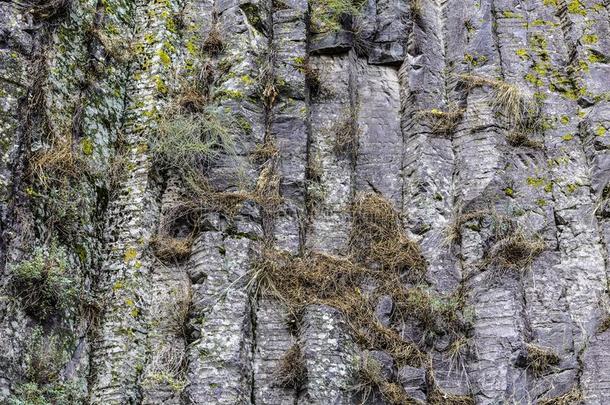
[{"xmin": 1, "ymin": 0, "xmax": 610, "ymax": 403}]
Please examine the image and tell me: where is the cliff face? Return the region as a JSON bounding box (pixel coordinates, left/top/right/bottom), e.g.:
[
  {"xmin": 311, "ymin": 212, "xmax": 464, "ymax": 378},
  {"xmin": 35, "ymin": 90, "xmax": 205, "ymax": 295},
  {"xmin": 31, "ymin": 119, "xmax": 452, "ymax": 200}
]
[{"xmin": 1, "ymin": 0, "xmax": 610, "ymax": 403}]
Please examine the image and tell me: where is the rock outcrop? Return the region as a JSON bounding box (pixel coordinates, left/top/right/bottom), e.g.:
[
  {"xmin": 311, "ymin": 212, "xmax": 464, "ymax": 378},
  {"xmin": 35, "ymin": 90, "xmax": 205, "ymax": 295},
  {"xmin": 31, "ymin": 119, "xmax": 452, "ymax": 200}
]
[{"xmin": 1, "ymin": 0, "xmax": 610, "ymax": 403}]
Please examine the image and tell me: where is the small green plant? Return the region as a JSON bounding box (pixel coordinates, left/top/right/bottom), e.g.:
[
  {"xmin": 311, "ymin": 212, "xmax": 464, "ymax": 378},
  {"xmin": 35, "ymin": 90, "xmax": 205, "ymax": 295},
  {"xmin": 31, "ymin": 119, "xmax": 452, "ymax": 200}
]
[
  {"xmin": 309, "ymin": 0, "xmax": 365, "ymax": 32},
  {"xmin": 8, "ymin": 326, "xmax": 84, "ymax": 405},
  {"xmin": 151, "ymin": 105, "xmax": 239, "ymax": 177},
  {"xmin": 10, "ymin": 244, "xmax": 81, "ymax": 318}
]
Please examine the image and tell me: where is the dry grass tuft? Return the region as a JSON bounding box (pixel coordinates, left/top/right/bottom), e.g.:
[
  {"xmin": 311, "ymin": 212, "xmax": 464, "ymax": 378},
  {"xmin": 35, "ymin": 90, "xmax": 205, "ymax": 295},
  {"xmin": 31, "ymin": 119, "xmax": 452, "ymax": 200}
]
[
  {"xmin": 506, "ymin": 131, "xmax": 543, "ymax": 149},
  {"xmin": 250, "ymin": 193, "xmax": 470, "ymax": 371},
  {"xmin": 28, "ymin": 0, "xmax": 72, "ymax": 21},
  {"xmin": 202, "ymin": 24, "xmax": 223, "ymax": 55},
  {"xmin": 350, "ymin": 192, "xmax": 425, "ymax": 279},
  {"xmin": 428, "ymin": 390, "xmax": 475, "ymax": 405},
  {"xmin": 250, "ymin": 140, "xmax": 279, "ymax": 162},
  {"xmin": 151, "ymin": 235, "xmax": 193, "ymax": 263},
  {"xmin": 598, "ymin": 314, "xmax": 610, "ymax": 333},
  {"xmin": 274, "ymin": 344, "xmax": 307, "ymax": 388},
  {"xmin": 488, "ymin": 229, "xmax": 545, "ymax": 271},
  {"xmin": 29, "ymin": 137, "xmax": 84, "ymax": 186},
  {"xmin": 415, "ymin": 107, "xmax": 464, "ymax": 136},
  {"xmin": 355, "ymin": 356, "xmax": 415, "ymax": 405},
  {"xmin": 459, "ymin": 74, "xmax": 540, "ymax": 142},
  {"xmin": 332, "ymin": 109, "xmax": 358, "ymax": 158},
  {"xmin": 524, "ymin": 343, "xmax": 560, "ymax": 377},
  {"xmin": 538, "ymin": 387, "xmax": 583, "ymax": 405},
  {"xmin": 444, "ymin": 210, "xmax": 490, "ymax": 246}
]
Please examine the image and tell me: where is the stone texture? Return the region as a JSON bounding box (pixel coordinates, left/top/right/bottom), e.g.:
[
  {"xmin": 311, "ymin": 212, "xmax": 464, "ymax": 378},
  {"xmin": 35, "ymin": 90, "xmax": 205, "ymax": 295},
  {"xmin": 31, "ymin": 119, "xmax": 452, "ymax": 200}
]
[{"xmin": 1, "ymin": 0, "xmax": 610, "ymax": 403}]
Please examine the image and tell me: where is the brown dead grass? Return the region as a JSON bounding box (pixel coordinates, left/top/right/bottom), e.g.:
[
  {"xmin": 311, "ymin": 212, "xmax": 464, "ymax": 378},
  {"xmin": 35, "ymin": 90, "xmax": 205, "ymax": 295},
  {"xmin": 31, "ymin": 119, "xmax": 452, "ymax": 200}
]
[
  {"xmin": 274, "ymin": 343, "xmax": 307, "ymax": 388},
  {"xmin": 250, "ymin": 140, "xmax": 279, "ymax": 163},
  {"xmin": 151, "ymin": 235, "xmax": 193, "ymax": 263},
  {"xmin": 459, "ymin": 74, "xmax": 540, "ymax": 139},
  {"xmin": 355, "ymin": 355, "xmax": 417, "ymax": 405},
  {"xmin": 350, "ymin": 192, "xmax": 426, "ymax": 279},
  {"xmin": 525, "ymin": 343, "xmax": 560, "ymax": 377},
  {"xmin": 28, "ymin": 0, "xmax": 71, "ymax": 20},
  {"xmin": 489, "ymin": 229, "xmax": 545, "ymax": 271},
  {"xmin": 415, "ymin": 107, "xmax": 464, "ymax": 136},
  {"xmin": 538, "ymin": 387, "xmax": 583, "ymax": 405},
  {"xmin": 506, "ymin": 131, "xmax": 543, "ymax": 149},
  {"xmin": 250, "ymin": 192, "xmax": 472, "ymax": 370},
  {"xmin": 332, "ymin": 109, "xmax": 358, "ymax": 158},
  {"xmin": 202, "ymin": 24, "xmax": 223, "ymax": 55},
  {"xmin": 29, "ymin": 137, "xmax": 83, "ymax": 186}
]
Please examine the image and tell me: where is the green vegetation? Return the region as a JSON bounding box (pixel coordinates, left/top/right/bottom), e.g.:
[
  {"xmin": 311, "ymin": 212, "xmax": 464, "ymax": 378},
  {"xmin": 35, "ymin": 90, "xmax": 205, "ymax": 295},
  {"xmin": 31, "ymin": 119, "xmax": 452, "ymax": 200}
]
[
  {"xmin": 8, "ymin": 327, "xmax": 84, "ymax": 405},
  {"xmin": 152, "ymin": 106, "xmax": 239, "ymax": 176},
  {"xmin": 309, "ymin": 0, "xmax": 365, "ymax": 32},
  {"xmin": 10, "ymin": 244, "xmax": 81, "ymax": 318}
]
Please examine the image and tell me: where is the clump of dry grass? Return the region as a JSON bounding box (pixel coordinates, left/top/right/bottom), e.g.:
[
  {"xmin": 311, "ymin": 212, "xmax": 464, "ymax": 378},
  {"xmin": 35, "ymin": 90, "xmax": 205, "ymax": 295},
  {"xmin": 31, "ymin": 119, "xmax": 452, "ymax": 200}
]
[
  {"xmin": 274, "ymin": 344, "xmax": 307, "ymax": 388},
  {"xmin": 254, "ymin": 166, "xmax": 283, "ymax": 212},
  {"xmin": 446, "ymin": 209, "xmax": 545, "ymax": 272},
  {"xmin": 506, "ymin": 131, "xmax": 543, "ymax": 149},
  {"xmin": 142, "ymin": 345, "xmax": 187, "ymax": 392},
  {"xmin": 28, "ymin": 0, "xmax": 72, "ymax": 21},
  {"xmin": 444, "ymin": 209, "xmax": 490, "ymax": 246},
  {"xmin": 350, "ymin": 192, "xmax": 425, "ymax": 279},
  {"xmin": 355, "ymin": 355, "xmax": 414, "ymax": 405},
  {"xmin": 459, "ymin": 74, "xmax": 541, "ymax": 144},
  {"xmin": 597, "ymin": 314, "xmax": 610, "ymax": 333},
  {"xmin": 29, "ymin": 137, "xmax": 84, "ymax": 186},
  {"xmin": 428, "ymin": 390, "xmax": 474, "ymax": 405},
  {"xmin": 538, "ymin": 387, "xmax": 583, "ymax": 405},
  {"xmin": 166, "ymin": 288, "xmax": 192, "ymax": 338},
  {"xmin": 332, "ymin": 109, "xmax": 358, "ymax": 158},
  {"xmin": 151, "ymin": 235, "xmax": 193, "ymax": 263},
  {"xmin": 415, "ymin": 107, "xmax": 464, "ymax": 136},
  {"xmin": 524, "ymin": 343, "xmax": 560, "ymax": 377},
  {"xmin": 425, "ymin": 368, "xmax": 474, "ymax": 404},
  {"xmin": 250, "ymin": 140, "xmax": 279, "ymax": 163},
  {"xmin": 250, "ymin": 192, "xmax": 471, "ymax": 371},
  {"xmin": 488, "ymin": 229, "xmax": 545, "ymax": 271},
  {"xmin": 202, "ymin": 24, "xmax": 223, "ymax": 55}
]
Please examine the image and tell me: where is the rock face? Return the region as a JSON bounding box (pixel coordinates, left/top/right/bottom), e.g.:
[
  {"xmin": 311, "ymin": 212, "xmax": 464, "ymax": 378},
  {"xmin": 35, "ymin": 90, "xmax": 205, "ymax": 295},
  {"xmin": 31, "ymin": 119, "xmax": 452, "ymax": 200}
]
[{"xmin": 1, "ymin": 0, "xmax": 610, "ymax": 403}]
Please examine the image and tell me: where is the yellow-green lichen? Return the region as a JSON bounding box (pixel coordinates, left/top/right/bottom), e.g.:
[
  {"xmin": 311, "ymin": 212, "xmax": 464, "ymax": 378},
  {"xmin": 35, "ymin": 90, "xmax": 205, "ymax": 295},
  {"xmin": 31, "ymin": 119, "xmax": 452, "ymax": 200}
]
[
  {"xmin": 124, "ymin": 247, "xmax": 138, "ymax": 262},
  {"xmin": 81, "ymin": 137, "xmax": 94, "ymax": 155},
  {"xmin": 582, "ymin": 34, "xmax": 598, "ymax": 44}
]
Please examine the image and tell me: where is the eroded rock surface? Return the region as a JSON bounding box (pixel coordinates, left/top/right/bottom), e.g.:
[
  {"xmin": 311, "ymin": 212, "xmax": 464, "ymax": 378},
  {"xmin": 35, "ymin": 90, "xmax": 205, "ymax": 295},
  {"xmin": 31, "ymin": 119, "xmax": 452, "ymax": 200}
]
[{"xmin": 1, "ymin": 0, "xmax": 610, "ymax": 403}]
